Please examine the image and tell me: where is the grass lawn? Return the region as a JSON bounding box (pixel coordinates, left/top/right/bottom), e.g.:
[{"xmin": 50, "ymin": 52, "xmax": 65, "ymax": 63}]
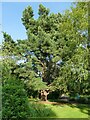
[
  {"xmin": 31, "ymin": 101, "xmax": 90, "ymax": 118},
  {"xmin": 43, "ymin": 103, "xmax": 89, "ymax": 118},
  {"xmin": 29, "ymin": 98, "xmax": 90, "ymax": 118}
]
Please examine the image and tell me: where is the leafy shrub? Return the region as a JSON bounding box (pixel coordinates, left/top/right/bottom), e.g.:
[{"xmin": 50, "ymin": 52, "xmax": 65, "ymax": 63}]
[
  {"xmin": 76, "ymin": 96, "xmax": 90, "ymax": 104},
  {"xmin": 74, "ymin": 94, "xmax": 90, "ymax": 104},
  {"xmin": 2, "ymin": 76, "xmax": 30, "ymax": 119},
  {"xmin": 2, "ymin": 75, "xmax": 55, "ymax": 119},
  {"xmin": 76, "ymin": 97, "xmax": 86, "ymax": 104},
  {"xmin": 69, "ymin": 95, "xmax": 90, "ymax": 104}
]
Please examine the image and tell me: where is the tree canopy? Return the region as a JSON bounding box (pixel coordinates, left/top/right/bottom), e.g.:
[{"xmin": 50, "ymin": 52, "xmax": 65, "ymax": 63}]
[{"xmin": 1, "ymin": 2, "xmax": 89, "ymax": 98}]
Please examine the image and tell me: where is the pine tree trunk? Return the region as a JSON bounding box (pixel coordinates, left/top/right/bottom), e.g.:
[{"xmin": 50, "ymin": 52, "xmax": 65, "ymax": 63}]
[{"xmin": 40, "ymin": 90, "xmax": 49, "ymax": 101}]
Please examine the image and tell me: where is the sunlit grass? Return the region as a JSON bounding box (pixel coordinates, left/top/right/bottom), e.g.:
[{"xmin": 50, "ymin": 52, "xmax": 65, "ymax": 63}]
[
  {"xmin": 28, "ymin": 98, "xmax": 89, "ymax": 118},
  {"xmin": 43, "ymin": 103, "xmax": 89, "ymax": 118}
]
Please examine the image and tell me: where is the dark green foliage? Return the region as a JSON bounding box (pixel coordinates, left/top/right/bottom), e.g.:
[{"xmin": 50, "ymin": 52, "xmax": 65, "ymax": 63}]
[
  {"xmin": 21, "ymin": 4, "xmax": 62, "ymax": 86},
  {"xmin": 2, "ymin": 32, "xmax": 16, "ymax": 55},
  {"xmin": 69, "ymin": 94, "xmax": 90, "ymax": 104},
  {"xmin": 21, "ymin": 3, "xmax": 89, "ymax": 96},
  {"xmin": 2, "ymin": 76, "xmax": 30, "ymax": 119},
  {"xmin": 38, "ymin": 4, "xmax": 50, "ymax": 16},
  {"xmin": 76, "ymin": 95, "xmax": 90, "ymax": 104},
  {"xmin": 22, "ymin": 6, "xmax": 34, "ymax": 30}
]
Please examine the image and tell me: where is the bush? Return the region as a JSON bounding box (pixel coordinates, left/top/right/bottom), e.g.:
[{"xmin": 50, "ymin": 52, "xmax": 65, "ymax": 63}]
[
  {"xmin": 2, "ymin": 75, "xmax": 55, "ymax": 119},
  {"xmin": 76, "ymin": 96, "xmax": 90, "ymax": 104},
  {"xmin": 2, "ymin": 76, "xmax": 30, "ymax": 119},
  {"xmin": 69, "ymin": 95, "xmax": 90, "ymax": 104}
]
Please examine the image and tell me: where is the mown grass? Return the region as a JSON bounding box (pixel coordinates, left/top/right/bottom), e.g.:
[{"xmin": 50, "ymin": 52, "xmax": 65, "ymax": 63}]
[
  {"xmin": 44, "ymin": 103, "xmax": 89, "ymax": 118},
  {"xmin": 28, "ymin": 99, "xmax": 56, "ymax": 117},
  {"xmin": 28, "ymin": 99, "xmax": 90, "ymax": 118}
]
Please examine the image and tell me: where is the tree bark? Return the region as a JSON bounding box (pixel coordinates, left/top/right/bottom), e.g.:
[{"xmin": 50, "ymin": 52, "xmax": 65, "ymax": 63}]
[{"xmin": 40, "ymin": 90, "xmax": 49, "ymax": 101}]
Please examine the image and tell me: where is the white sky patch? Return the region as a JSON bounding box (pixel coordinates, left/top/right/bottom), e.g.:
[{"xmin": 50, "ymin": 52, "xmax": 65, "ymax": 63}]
[
  {"xmin": 16, "ymin": 59, "xmax": 26, "ymax": 64},
  {"xmin": 0, "ymin": 56, "xmax": 2, "ymax": 61}
]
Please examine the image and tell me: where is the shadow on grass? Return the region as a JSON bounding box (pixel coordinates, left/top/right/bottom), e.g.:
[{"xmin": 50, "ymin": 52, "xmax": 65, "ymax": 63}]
[
  {"xmin": 52, "ymin": 101, "xmax": 90, "ymax": 116},
  {"xmin": 28, "ymin": 99, "xmax": 90, "ymax": 119},
  {"xmin": 68, "ymin": 103, "xmax": 90, "ymax": 116},
  {"xmin": 48, "ymin": 99, "xmax": 90, "ymax": 117}
]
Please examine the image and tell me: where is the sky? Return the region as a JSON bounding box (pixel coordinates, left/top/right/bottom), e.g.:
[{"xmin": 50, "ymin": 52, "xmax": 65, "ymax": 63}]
[{"xmin": 1, "ymin": 2, "xmax": 72, "ymax": 44}]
